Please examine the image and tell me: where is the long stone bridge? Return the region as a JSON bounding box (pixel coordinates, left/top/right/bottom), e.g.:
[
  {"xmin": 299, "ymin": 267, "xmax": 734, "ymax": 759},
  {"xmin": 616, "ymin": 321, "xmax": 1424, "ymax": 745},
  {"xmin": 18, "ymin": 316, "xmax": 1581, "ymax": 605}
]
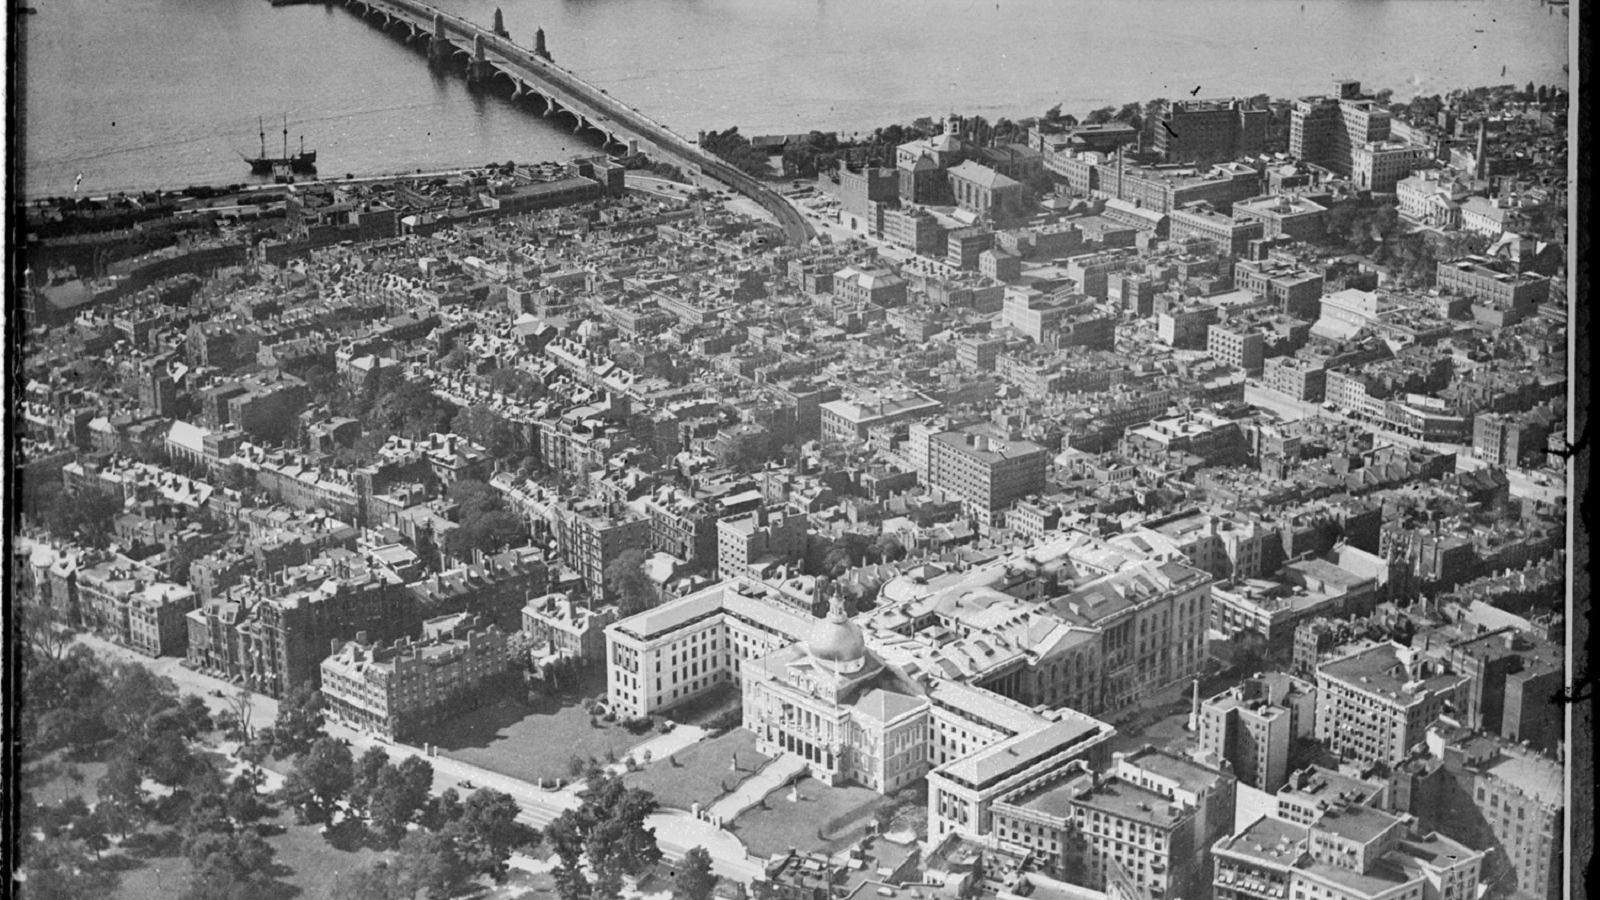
[{"xmin": 331, "ymin": 0, "xmax": 815, "ymax": 245}]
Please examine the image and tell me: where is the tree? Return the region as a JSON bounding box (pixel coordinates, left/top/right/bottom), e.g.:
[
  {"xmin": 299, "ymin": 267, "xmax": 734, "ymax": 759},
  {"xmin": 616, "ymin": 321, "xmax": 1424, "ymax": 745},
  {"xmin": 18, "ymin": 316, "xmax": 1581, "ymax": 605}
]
[
  {"xmin": 71, "ymin": 809, "xmax": 112, "ymax": 860},
  {"xmin": 874, "ymin": 533, "xmax": 907, "ymax": 563},
  {"xmin": 603, "ymin": 549, "xmax": 656, "ymax": 615},
  {"xmin": 443, "ymin": 478, "xmax": 528, "ymax": 562},
  {"xmin": 1114, "ymin": 102, "xmax": 1143, "ymax": 131},
  {"xmin": 393, "ymin": 830, "xmax": 471, "ymax": 899},
  {"xmin": 361, "ymin": 370, "xmax": 458, "ymax": 439},
  {"xmin": 673, "ymin": 846, "xmax": 718, "ymax": 900},
  {"xmin": 823, "ymin": 532, "xmax": 872, "ymax": 576},
  {"xmin": 442, "ymin": 509, "xmax": 527, "ymax": 561},
  {"xmin": 16, "ymin": 835, "xmax": 118, "ymax": 900},
  {"xmin": 427, "ymin": 786, "xmax": 466, "ymax": 831},
  {"xmin": 367, "ymin": 767, "xmax": 415, "ymax": 841},
  {"xmin": 449, "ymin": 789, "xmax": 539, "ymax": 882},
  {"xmin": 452, "ymin": 405, "xmax": 524, "ymax": 459},
  {"xmin": 488, "ymin": 365, "xmax": 546, "ymax": 402},
  {"xmin": 183, "ymin": 791, "xmax": 236, "ymax": 855},
  {"xmin": 42, "ymin": 487, "xmax": 124, "ymax": 549},
  {"xmin": 101, "ymin": 662, "xmax": 183, "ymax": 740},
  {"xmin": 180, "ymin": 830, "xmax": 278, "ymax": 900},
  {"xmin": 19, "ymin": 600, "xmax": 74, "ymax": 664},
  {"xmin": 545, "ymin": 813, "xmax": 592, "ymax": 900},
  {"xmin": 1084, "ymin": 105, "xmax": 1117, "ymax": 125},
  {"xmin": 97, "ymin": 750, "xmax": 145, "ymax": 817},
  {"xmin": 546, "ymin": 775, "xmax": 661, "ymax": 899},
  {"xmin": 350, "ymin": 745, "xmax": 391, "ymax": 813},
  {"xmin": 226, "ymin": 773, "xmax": 275, "ymax": 828},
  {"xmin": 368, "ymin": 757, "xmax": 432, "ymax": 841},
  {"xmin": 270, "ymin": 685, "xmax": 325, "ymax": 759},
  {"xmin": 278, "ymin": 737, "xmax": 353, "ymax": 824}
]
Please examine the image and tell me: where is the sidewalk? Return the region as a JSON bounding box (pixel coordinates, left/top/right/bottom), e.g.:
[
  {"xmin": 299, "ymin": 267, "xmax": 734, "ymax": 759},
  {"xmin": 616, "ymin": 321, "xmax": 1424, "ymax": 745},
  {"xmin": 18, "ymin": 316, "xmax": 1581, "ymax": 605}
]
[
  {"xmin": 706, "ymin": 754, "xmax": 807, "ymax": 822},
  {"xmin": 601, "ymin": 723, "xmax": 709, "ymax": 777},
  {"xmin": 647, "ymin": 809, "xmax": 765, "ymax": 882}
]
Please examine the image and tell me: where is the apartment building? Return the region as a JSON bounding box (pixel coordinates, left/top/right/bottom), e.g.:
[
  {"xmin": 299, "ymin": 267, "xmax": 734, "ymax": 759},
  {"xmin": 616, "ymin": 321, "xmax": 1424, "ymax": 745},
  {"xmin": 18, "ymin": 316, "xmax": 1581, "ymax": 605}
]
[
  {"xmin": 320, "ymin": 613, "xmax": 515, "ymax": 739},
  {"xmin": 1197, "ymin": 673, "xmax": 1317, "ymax": 792},
  {"xmin": 1314, "ymin": 643, "xmax": 1469, "ymax": 768}
]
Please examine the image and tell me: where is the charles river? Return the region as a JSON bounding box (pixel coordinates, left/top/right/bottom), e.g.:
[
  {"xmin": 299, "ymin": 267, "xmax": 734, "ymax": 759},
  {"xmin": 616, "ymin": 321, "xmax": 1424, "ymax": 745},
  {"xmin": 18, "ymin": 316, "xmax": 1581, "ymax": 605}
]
[{"xmin": 21, "ymin": 0, "xmax": 1568, "ymax": 198}]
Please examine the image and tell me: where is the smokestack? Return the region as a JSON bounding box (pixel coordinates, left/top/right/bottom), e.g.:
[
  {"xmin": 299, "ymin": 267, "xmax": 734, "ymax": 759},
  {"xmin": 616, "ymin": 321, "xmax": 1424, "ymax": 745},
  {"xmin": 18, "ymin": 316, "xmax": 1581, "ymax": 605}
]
[
  {"xmin": 1474, "ymin": 120, "xmax": 1488, "ymax": 181},
  {"xmin": 1187, "ymin": 677, "xmax": 1202, "ymax": 731}
]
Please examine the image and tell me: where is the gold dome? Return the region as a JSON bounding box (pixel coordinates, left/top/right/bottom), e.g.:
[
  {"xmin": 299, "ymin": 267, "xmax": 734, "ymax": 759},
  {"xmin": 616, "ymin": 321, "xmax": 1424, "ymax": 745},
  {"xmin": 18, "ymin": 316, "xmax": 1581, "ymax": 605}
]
[{"xmin": 807, "ymin": 597, "xmax": 867, "ymax": 666}]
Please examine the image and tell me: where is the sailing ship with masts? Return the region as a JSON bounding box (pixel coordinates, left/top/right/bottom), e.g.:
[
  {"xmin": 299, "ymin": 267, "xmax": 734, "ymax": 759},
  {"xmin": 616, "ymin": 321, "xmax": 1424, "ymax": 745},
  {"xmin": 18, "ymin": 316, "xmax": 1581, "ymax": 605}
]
[{"xmin": 243, "ymin": 115, "xmax": 317, "ymax": 176}]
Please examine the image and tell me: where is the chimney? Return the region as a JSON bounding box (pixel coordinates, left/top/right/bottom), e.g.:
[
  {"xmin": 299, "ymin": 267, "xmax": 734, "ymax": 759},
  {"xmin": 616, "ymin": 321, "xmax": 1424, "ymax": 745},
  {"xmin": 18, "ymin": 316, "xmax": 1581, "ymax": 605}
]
[{"xmin": 1474, "ymin": 120, "xmax": 1488, "ymax": 181}]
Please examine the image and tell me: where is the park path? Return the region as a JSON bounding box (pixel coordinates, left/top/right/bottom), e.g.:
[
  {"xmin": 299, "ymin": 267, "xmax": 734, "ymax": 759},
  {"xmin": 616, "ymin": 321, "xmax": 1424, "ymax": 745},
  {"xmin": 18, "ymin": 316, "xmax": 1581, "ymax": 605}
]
[
  {"xmin": 706, "ymin": 754, "xmax": 808, "ymax": 822},
  {"xmin": 601, "ymin": 723, "xmax": 709, "ymax": 777}
]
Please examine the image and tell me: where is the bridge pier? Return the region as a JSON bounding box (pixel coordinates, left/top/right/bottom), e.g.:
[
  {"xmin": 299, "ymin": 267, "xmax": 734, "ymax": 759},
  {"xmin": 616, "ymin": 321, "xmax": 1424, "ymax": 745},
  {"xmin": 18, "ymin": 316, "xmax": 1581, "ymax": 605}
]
[
  {"xmin": 428, "ymin": 13, "xmax": 449, "ymax": 61},
  {"xmin": 467, "ymin": 32, "xmax": 493, "ymax": 83}
]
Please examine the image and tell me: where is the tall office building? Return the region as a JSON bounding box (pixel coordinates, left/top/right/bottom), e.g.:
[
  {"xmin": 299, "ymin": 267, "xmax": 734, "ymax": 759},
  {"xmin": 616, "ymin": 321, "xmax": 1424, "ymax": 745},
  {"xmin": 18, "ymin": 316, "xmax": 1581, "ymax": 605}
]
[
  {"xmin": 1290, "ymin": 80, "xmax": 1392, "ymax": 176},
  {"xmin": 1314, "ymin": 642, "xmax": 1469, "ymax": 768},
  {"xmin": 1156, "ymin": 98, "xmax": 1269, "ymax": 165},
  {"xmin": 1196, "ymin": 673, "xmax": 1317, "ymax": 792}
]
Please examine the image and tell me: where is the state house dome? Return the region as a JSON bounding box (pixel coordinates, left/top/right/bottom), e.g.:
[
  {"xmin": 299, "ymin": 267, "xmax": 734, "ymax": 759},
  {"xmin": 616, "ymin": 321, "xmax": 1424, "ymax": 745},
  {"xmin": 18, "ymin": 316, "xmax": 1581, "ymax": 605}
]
[{"xmin": 808, "ymin": 597, "xmax": 867, "ymax": 672}]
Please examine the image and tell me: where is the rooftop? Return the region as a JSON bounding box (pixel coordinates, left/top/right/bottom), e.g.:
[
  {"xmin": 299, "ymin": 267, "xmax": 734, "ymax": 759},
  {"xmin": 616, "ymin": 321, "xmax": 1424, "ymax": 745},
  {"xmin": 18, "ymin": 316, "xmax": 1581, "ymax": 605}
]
[
  {"xmin": 1217, "ymin": 815, "xmax": 1310, "ymax": 866},
  {"xmin": 1069, "ymin": 777, "xmax": 1187, "ymax": 828},
  {"xmin": 1482, "ymin": 748, "xmax": 1563, "ymax": 807},
  {"xmin": 942, "ymin": 714, "xmax": 1110, "ymax": 788},
  {"xmin": 1311, "ymin": 802, "xmax": 1403, "ymax": 844}
]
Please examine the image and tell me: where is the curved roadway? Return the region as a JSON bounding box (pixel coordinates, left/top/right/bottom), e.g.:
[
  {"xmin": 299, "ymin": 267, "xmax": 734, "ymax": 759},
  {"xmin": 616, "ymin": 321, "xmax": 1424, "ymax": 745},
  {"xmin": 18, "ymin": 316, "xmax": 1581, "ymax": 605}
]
[{"xmin": 343, "ymin": 0, "xmax": 815, "ymax": 246}]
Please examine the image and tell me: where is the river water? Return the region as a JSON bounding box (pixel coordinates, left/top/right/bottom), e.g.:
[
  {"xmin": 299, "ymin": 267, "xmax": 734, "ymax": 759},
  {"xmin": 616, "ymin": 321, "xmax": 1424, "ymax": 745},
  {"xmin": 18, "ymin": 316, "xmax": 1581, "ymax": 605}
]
[{"xmin": 19, "ymin": 0, "xmax": 1569, "ymax": 198}]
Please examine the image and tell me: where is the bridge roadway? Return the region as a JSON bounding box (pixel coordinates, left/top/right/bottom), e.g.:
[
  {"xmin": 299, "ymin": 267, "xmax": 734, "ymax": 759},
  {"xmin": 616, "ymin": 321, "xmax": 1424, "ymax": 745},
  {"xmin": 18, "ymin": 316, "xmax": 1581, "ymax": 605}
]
[{"xmin": 337, "ymin": 0, "xmax": 815, "ymax": 246}]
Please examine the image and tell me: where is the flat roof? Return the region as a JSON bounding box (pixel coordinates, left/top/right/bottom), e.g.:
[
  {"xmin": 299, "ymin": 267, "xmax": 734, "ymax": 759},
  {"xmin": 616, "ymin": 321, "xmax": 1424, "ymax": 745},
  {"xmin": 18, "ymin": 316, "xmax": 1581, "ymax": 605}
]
[
  {"xmin": 1318, "ymin": 643, "xmax": 1463, "ymax": 701},
  {"xmin": 1067, "ymin": 778, "xmax": 1183, "ymax": 828},
  {"xmin": 611, "ymin": 583, "xmax": 725, "ymax": 640},
  {"xmin": 1484, "ymin": 751, "xmax": 1563, "ymax": 806},
  {"xmin": 1216, "ymin": 815, "xmax": 1309, "ymax": 866},
  {"xmin": 1299, "ymin": 858, "xmax": 1412, "ymax": 895},
  {"xmin": 1121, "ymin": 746, "xmax": 1231, "ymax": 792},
  {"xmin": 1003, "ymin": 773, "xmax": 1089, "ymax": 820},
  {"xmin": 941, "ymin": 715, "xmax": 1108, "ymax": 787},
  {"xmin": 1312, "ymin": 803, "xmax": 1402, "ymax": 843}
]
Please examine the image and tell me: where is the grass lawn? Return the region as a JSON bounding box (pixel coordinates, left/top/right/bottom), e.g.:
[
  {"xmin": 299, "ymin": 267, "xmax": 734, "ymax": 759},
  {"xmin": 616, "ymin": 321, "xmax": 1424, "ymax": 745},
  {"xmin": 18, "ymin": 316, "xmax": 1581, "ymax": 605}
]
[
  {"xmin": 24, "ymin": 744, "xmax": 384, "ymax": 900},
  {"xmin": 658, "ymin": 681, "xmax": 742, "ymax": 727},
  {"xmin": 417, "ymin": 696, "xmax": 653, "ymax": 785},
  {"xmin": 623, "ymin": 729, "xmax": 768, "ymax": 812},
  {"xmin": 23, "ymin": 754, "xmax": 109, "ymax": 808},
  {"xmin": 727, "ymin": 776, "xmax": 884, "ymax": 859},
  {"xmin": 114, "ymin": 811, "xmax": 391, "ymax": 900}
]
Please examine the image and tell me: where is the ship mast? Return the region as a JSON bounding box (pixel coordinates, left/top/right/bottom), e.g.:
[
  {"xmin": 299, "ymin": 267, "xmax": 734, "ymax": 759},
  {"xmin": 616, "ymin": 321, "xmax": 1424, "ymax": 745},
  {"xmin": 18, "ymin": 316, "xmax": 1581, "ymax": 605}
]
[
  {"xmin": 282, "ymin": 114, "xmax": 289, "ymax": 160},
  {"xmin": 259, "ymin": 117, "xmax": 266, "ymax": 158}
]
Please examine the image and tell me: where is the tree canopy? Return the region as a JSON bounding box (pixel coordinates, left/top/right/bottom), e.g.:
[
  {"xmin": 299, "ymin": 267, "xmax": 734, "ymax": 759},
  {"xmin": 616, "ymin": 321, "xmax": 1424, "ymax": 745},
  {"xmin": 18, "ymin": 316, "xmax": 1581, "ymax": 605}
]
[
  {"xmin": 269, "ymin": 684, "xmax": 326, "ymax": 759},
  {"xmin": 443, "ymin": 479, "xmax": 529, "ymax": 562},
  {"xmin": 673, "ymin": 846, "xmax": 718, "ymax": 900},
  {"xmin": 603, "ymin": 548, "xmax": 656, "ymax": 615},
  {"xmin": 546, "ymin": 774, "xmax": 661, "ymax": 900},
  {"xmin": 278, "ymin": 736, "xmax": 354, "ymax": 825}
]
